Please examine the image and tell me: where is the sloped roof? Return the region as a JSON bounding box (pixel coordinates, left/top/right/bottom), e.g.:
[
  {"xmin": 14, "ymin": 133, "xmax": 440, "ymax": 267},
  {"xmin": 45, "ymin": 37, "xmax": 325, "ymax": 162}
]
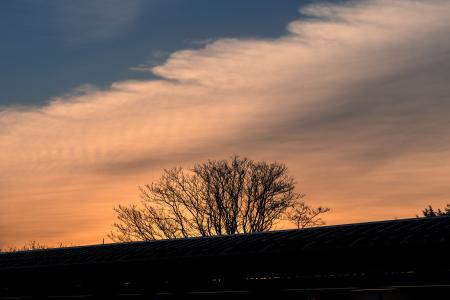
[{"xmin": 1, "ymin": 216, "xmax": 449, "ymax": 271}]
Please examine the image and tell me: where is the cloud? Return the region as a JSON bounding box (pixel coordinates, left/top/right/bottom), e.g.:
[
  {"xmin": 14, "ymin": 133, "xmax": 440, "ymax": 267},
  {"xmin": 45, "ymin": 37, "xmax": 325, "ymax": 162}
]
[
  {"xmin": 129, "ymin": 51, "xmax": 170, "ymax": 72},
  {"xmin": 1, "ymin": 0, "xmax": 450, "ymax": 246}
]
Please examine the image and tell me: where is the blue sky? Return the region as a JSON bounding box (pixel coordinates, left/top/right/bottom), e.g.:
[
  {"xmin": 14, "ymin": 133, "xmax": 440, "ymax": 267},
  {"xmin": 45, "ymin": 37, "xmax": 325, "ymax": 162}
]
[{"xmin": 0, "ymin": 0, "xmax": 314, "ymax": 106}]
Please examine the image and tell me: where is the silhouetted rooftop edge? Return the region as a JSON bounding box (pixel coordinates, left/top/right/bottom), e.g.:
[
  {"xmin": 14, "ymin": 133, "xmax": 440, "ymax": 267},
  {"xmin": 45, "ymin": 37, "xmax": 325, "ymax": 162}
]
[{"xmin": 1, "ymin": 216, "xmax": 449, "ymax": 270}]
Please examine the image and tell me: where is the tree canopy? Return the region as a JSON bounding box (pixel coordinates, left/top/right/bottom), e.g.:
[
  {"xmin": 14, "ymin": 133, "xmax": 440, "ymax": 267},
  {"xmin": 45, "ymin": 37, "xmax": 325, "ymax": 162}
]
[{"xmin": 110, "ymin": 156, "xmax": 330, "ymax": 241}]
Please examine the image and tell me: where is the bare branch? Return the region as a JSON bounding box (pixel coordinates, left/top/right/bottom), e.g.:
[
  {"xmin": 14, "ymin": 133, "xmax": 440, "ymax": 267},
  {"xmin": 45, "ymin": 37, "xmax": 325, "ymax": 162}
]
[{"xmin": 110, "ymin": 156, "xmax": 330, "ymax": 241}]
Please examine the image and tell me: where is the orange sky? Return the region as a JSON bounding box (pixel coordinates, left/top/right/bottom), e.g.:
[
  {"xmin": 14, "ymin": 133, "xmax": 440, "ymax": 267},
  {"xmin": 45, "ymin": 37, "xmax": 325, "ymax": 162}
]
[{"xmin": 1, "ymin": 0, "xmax": 450, "ymax": 248}]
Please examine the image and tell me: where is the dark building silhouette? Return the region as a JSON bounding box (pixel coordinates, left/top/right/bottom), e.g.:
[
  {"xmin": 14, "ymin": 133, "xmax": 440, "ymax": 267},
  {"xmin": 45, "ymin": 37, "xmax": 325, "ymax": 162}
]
[{"xmin": 1, "ymin": 216, "xmax": 449, "ymax": 299}]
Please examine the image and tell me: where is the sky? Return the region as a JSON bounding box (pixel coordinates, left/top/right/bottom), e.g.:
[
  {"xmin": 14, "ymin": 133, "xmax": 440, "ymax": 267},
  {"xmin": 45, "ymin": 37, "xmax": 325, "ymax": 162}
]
[{"xmin": 1, "ymin": 0, "xmax": 450, "ymax": 247}]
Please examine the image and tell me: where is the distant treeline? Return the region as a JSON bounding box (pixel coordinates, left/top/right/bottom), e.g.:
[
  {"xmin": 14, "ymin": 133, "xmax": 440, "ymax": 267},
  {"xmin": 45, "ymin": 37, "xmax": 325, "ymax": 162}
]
[{"xmin": 0, "ymin": 241, "xmax": 70, "ymax": 253}]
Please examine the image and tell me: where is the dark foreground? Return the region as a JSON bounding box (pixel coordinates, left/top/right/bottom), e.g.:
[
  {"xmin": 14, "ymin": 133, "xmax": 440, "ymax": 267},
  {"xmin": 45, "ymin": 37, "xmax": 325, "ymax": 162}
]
[{"xmin": 1, "ymin": 216, "xmax": 449, "ymax": 299}]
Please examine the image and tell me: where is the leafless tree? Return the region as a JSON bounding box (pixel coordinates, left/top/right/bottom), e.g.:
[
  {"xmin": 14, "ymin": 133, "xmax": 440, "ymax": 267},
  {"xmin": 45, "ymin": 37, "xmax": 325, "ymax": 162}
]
[
  {"xmin": 109, "ymin": 156, "xmax": 330, "ymax": 242},
  {"xmin": 286, "ymin": 202, "xmax": 330, "ymax": 229},
  {"xmin": 421, "ymin": 204, "xmax": 450, "ymax": 217},
  {"xmin": 0, "ymin": 241, "xmax": 48, "ymax": 253}
]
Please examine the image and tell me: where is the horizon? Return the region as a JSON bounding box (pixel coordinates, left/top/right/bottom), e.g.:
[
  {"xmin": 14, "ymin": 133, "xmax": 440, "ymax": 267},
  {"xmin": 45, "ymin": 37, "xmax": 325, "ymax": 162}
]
[{"xmin": 4, "ymin": 215, "xmax": 448, "ymax": 252}]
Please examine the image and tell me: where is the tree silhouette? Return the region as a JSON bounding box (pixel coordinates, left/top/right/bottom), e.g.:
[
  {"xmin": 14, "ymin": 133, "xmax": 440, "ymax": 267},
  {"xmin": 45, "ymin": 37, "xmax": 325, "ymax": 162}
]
[
  {"xmin": 110, "ymin": 156, "xmax": 330, "ymax": 241},
  {"xmin": 0, "ymin": 241, "xmax": 71, "ymax": 253},
  {"xmin": 421, "ymin": 204, "xmax": 450, "ymax": 217},
  {"xmin": 0, "ymin": 241, "xmax": 47, "ymax": 253}
]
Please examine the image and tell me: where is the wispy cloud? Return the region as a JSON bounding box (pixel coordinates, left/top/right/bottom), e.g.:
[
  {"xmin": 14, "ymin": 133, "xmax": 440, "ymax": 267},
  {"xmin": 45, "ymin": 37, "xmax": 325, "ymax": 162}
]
[
  {"xmin": 129, "ymin": 51, "xmax": 170, "ymax": 72},
  {"xmin": 1, "ymin": 0, "xmax": 450, "ymax": 246}
]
